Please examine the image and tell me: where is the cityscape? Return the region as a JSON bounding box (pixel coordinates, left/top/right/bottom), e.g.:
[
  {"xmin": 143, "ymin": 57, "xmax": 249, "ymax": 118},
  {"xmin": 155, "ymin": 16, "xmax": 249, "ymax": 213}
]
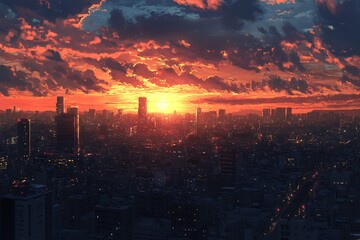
[
  {"xmin": 1, "ymin": 96, "xmax": 360, "ymax": 239},
  {"xmin": 0, "ymin": 0, "xmax": 359, "ymax": 239}
]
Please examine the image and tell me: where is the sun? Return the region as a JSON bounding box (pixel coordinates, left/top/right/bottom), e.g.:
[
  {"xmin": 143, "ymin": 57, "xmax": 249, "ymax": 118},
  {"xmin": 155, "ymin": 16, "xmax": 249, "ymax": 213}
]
[{"xmin": 156, "ymin": 99, "xmax": 170, "ymax": 112}]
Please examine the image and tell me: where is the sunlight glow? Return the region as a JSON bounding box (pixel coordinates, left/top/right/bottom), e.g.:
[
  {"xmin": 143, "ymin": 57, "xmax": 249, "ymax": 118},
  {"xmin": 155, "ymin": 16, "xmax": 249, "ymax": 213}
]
[{"xmin": 156, "ymin": 99, "xmax": 170, "ymax": 113}]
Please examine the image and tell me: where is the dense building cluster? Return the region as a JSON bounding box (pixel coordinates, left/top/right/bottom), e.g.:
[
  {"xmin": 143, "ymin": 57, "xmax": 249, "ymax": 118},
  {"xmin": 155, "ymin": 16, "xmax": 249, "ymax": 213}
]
[{"xmin": 1, "ymin": 97, "xmax": 360, "ymax": 240}]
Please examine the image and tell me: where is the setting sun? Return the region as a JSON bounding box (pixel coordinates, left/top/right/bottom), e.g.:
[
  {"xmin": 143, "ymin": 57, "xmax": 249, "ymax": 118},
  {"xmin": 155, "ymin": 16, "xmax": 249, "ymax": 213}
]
[{"xmin": 156, "ymin": 99, "xmax": 170, "ymax": 112}]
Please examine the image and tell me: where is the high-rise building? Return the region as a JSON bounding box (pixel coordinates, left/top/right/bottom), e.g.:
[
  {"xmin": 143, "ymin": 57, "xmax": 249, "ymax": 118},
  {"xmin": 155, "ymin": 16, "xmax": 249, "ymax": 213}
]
[
  {"xmin": 56, "ymin": 111, "xmax": 79, "ymax": 154},
  {"xmin": 286, "ymin": 107, "xmax": 293, "ymax": 120},
  {"xmin": 138, "ymin": 97, "xmax": 147, "ymax": 120},
  {"xmin": 262, "ymin": 109, "xmax": 271, "ymax": 119},
  {"xmin": 67, "ymin": 107, "xmax": 80, "ymax": 153},
  {"xmin": 56, "ymin": 96, "xmax": 65, "ymax": 115},
  {"xmin": 17, "ymin": 119, "xmax": 31, "ymax": 159},
  {"xmin": 196, "ymin": 107, "xmax": 202, "ymax": 125},
  {"xmin": 274, "ymin": 108, "xmax": 286, "ymax": 121},
  {"xmin": 219, "ymin": 147, "xmax": 241, "ymax": 186},
  {"xmin": 0, "ymin": 181, "xmax": 52, "ymax": 240},
  {"xmin": 88, "ymin": 109, "xmax": 96, "ymax": 121},
  {"xmin": 218, "ymin": 109, "xmax": 226, "ymax": 120}
]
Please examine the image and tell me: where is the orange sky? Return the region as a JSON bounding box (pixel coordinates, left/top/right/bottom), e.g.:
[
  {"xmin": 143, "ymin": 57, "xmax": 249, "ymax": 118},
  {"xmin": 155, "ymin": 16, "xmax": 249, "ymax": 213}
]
[{"xmin": 0, "ymin": 0, "xmax": 359, "ymax": 114}]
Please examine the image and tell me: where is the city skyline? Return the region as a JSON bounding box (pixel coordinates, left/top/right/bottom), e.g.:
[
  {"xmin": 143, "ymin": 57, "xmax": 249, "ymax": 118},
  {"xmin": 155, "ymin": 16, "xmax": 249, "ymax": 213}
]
[{"xmin": 0, "ymin": 0, "xmax": 358, "ymax": 113}]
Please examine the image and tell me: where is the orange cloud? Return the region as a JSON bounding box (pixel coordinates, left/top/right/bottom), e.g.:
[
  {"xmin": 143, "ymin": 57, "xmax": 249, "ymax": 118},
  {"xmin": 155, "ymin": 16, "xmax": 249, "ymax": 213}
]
[{"xmin": 173, "ymin": 0, "xmax": 223, "ymax": 10}]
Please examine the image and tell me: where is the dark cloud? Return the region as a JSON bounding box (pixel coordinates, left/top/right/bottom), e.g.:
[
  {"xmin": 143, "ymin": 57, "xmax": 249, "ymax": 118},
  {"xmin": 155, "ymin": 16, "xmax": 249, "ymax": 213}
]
[
  {"xmin": 191, "ymin": 94, "xmax": 360, "ymax": 106},
  {"xmin": 316, "ymin": 0, "xmax": 360, "ymax": 56},
  {"xmin": 21, "ymin": 58, "xmax": 106, "ymax": 94},
  {"xmin": 108, "ymin": 0, "xmax": 263, "ymax": 42},
  {"xmin": 44, "ymin": 49, "xmax": 63, "ymax": 62},
  {"xmin": 0, "ymin": 0, "xmax": 102, "ymax": 21},
  {"xmin": 0, "ymin": 65, "xmax": 46, "ymax": 96}
]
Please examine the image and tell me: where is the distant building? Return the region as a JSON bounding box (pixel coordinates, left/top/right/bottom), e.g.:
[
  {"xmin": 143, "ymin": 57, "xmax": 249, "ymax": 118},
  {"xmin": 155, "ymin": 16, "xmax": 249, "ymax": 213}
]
[
  {"xmin": 56, "ymin": 112, "xmax": 79, "ymax": 154},
  {"xmin": 219, "ymin": 109, "xmax": 226, "ymax": 119},
  {"xmin": 196, "ymin": 107, "xmax": 202, "ymax": 125},
  {"xmin": 17, "ymin": 119, "xmax": 31, "ymax": 159},
  {"xmin": 0, "ymin": 181, "xmax": 52, "ymax": 240},
  {"xmin": 287, "ymin": 108, "xmax": 293, "ymax": 120},
  {"xmin": 88, "ymin": 109, "xmax": 96, "ymax": 120},
  {"xmin": 138, "ymin": 97, "xmax": 147, "ymax": 126},
  {"xmin": 274, "ymin": 108, "xmax": 286, "ymax": 121},
  {"xmin": 263, "ymin": 108, "xmax": 271, "ymax": 119},
  {"xmin": 56, "ymin": 96, "xmax": 65, "ymax": 115}
]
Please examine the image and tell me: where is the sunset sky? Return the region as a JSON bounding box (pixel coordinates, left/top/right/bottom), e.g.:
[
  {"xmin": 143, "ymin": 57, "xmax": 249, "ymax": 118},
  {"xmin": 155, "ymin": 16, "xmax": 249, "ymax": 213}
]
[{"xmin": 0, "ymin": 0, "xmax": 359, "ymax": 113}]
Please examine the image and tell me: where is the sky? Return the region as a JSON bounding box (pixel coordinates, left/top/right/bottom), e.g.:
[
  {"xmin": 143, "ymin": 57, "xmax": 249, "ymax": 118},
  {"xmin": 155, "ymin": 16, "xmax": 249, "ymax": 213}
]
[{"xmin": 0, "ymin": 0, "xmax": 359, "ymax": 113}]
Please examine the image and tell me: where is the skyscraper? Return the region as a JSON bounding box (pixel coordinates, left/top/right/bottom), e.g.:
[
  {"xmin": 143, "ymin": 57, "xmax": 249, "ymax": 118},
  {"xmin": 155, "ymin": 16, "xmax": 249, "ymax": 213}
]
[
  {"xmin": 196, "ymin": 107, "xmax": 202, "ymax": 124},
  {"xmin": 56, "ymin": 111, "xmax": 79, "ymax": 154},
  {"xmin": 138, "ymin": 97, "xmax": 147, "ymax": 123},
  {"xmin": 67, "ymin": 107, "xmax": 80, "ymax": 153},
  {"xmin": 17, "ymin": 119, "xmax": 31, "ymax": 159},
  {"xmin": 274, "ymin": 108, "xmax": 286, "ymax": 121},
  {"xmin": 262, "ymin": 109, "xmax": 271, "ymax": 119},
  {"xmin": 286, "ymin": 108, "xmax": 293, "ymax": 120},
  {"xmin": 218, "ymin": 109, "xmax": 226, "ymax": 120},
  {"xmin": 0, "ymin": 181, "xmax": 52, "ymax": 240},
  {"xmin": 56, "ymin": 96, "xmax": 65, "ymax": 115}
]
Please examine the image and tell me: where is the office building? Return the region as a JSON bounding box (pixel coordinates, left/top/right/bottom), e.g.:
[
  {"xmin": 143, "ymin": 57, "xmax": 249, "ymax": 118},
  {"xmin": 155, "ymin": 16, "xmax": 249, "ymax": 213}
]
[
  {"xmin": 56, "ymin": 112, "xmax": 79, "ymax": 154},
  {"xmin": 196, "ymin": 107, "xmax": 202, "ymax": 125},
  {"xmin": 274, "ymin": 108, "xmax": 286, "ymax": 121},
  {"xmin": 218, "ymin": 109, "xmax": 226, "ymax": 120},
  {"xmin": 263, "ymin": 108, "xmax": 271, "ymax": 119},
  {"xmin": 138, "ymin": 97, "xmax": 147, "ymax": 129},
  {"xmin": 0, "ymin": 181, "xmax": 52, "ymax": 240},
  {"xmin": 287, "ymin": 108, "xmax": 293, "ymax": 120},
  {"xmin": 56, "ymin": 96, "xmax": 65, "ymax": 115},
  {"xmin": 17, "ymin": 118, "xmax": 31, "ymax": 159}
]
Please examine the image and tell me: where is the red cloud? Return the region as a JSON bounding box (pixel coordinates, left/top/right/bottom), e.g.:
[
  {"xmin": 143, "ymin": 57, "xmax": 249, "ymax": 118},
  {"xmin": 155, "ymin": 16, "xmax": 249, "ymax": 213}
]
[{"xmin": 173, "ymin": 0, "xmax": 223, "ymax": 10}]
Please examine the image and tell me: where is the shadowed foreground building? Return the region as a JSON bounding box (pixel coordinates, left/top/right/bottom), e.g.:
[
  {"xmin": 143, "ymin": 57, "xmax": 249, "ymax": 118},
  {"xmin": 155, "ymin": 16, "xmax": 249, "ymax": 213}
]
[{"xmin": 0, "ymin": 181, "xmax": 52, "ymax": 240}]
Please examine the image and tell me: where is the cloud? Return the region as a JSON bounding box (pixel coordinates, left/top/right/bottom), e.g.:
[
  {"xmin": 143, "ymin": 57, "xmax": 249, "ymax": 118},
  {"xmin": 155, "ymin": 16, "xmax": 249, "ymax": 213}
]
[
  {"xmin": 316, "ymin": 0, "xmax": 360, "ymax": 56},
  {"xmin": 173, "ymin": 0, "xmax": 223, "ymax": 10},
  {"xmin": 191, "ymin": 94, "xmax": 360, "ymax": 106},
  {"xmin": 0, "ymin": 65, "xmax": 46, "ymax": 96},
  {"xmin": 0, "ymin": 0, "xmax": 102, "ymax": 21}
]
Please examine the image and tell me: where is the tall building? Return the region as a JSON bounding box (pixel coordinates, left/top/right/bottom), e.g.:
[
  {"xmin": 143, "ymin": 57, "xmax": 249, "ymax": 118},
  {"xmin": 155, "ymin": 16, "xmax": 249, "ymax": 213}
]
[
  {"xmin": 218, "ymin": 109, "xmax": 226, "ymax": 120},
  {"xmin": 219, "ymin": 147, "xmax": 240, "ymax": 186},
  {"xmin": 262, "ymin": 109, "xmax": 271, "ymax": 119},
  {"xmin": 0, "ymin": 181, "xmax": 52, "ymax": 240},
  {"xmin": 196, "ymin": 107, "xmax": 202, "ymax": 125},
  {"xmin": 88, "ymin": 109, "xmax": 96, "ymax": 121},
  {"xmin": 56, "ymin": 111, "xmax": 79, "ymax": 154},
  {"xmin": 286, "ymin": 107, "xmax": 293, "ymax": 120},
  {"xmin": 56, "ymin": 96, "xmax": 65, "ymax": 115},
  {"xmin": 274, "ymin": 108, "xmax": 286, "ymax": 121},
  {"xmin": 17, "ymin": 119, "xmax": 31, "ymax": 159},
  {"xmin": 138, "ymin": 97, "xmax": 147, "ymax": 120}
]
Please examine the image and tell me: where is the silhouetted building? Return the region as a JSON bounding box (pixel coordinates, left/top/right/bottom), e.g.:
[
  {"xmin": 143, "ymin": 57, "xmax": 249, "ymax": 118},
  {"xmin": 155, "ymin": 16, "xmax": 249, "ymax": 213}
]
[
  {"xmin": 219, "ymin": 109, "xmax": 226, "ymax": 119},
  {"xmin": 56, "ymin": 112, "xmax": 79, "ymax": 154},
  {"xmin": 138, "ymin": 97, "xmax": 147, "ymax": 130},
  {"xmin": 0, "ymin": 181, "xmax": 52, "ymax": 240},
  {"xmin": 263, "ymin": 108, "xmax": 271, "ymax": 119},
  {"xmin": 196, "ymin": 107, "xmax": 202, "ymax": 125},
  {"xmin": 274, "ymin": 108, "xmax": 286, "ymax": 121},
  {"xmin": 56, "ymin": 96, "xmax": 65, "ymax": 115},
  {"xmin": 287, "ymin": 107, "xmax": 293, "ymax": 120},
  {"xmin": 88, "ymin": 109, "xmax": 96, "ymax": 120},
  {"xmin": 17, "ymin": 118, "xmax": 31, "ymax": 159}
]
